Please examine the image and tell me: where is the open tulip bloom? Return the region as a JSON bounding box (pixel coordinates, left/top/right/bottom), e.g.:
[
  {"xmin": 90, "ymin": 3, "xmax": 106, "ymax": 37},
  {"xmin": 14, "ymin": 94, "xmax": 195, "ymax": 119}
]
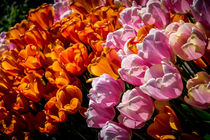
[{"xmin": 0, "ymin": 0, "xmax": 210, "ymax": 139}]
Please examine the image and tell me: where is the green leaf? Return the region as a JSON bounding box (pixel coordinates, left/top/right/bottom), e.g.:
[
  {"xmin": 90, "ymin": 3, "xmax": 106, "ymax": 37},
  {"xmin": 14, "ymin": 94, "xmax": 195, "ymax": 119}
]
[
  {"xmin": 204, "ymin": 134, "xmax": 210, "ymax": 140},
  {"xmin": 181, "ymin": 104, "xmax": 210, "ymax": 121}
]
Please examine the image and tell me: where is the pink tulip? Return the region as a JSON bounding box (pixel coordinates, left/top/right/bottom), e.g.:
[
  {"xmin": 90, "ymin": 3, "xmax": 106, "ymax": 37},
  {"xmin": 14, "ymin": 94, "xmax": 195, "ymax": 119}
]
[
  {"xmin": 191, "ymin": 0, "xmax": 210, "ymax": 28},
  {"xmin": 119, "ymin": 6, "xmax": 144, "ymax": 31},
  {"xmin": 98, "ymin": 121, "xmax": 132, "ymax": 140},
  {"xmin": 103, "ymin": 27, "xmax": 136, "ymax": 52},
  {"xmin": 118, "ymin": 54, "xmax": 150, "ymax": 86},
  {"xmin": 88, "ymin": 74, "xmax": 125, "ymax": 107},
  {"xmin": 163, "ymin": 0, "xmax": 193, "ymax": 14},
  {"xmin": 140, "ymin": 59, "xmax": 183, "ymax": 100},
  {"xmin": 184, "ymin": 72, "xmax": 210, "ymax": 109},
  {"xmin": 85, "ymin": 74, "xmax": 125, "ymax": 128},
  {"xmin": 168, "ymin": 22, "xmax": 207, "ymax": 61},
  {"xmin": 137, "ymin": 29, "xmax": 174, "ymax": 65},
  {"xmin": 139, "ymin": 0, "xmax": 170, "ymax": 29},
  {"xmin": 117, "ymin": 88, "xmax": 154, "ymax": 129},
  {"xmin": 53, "ymin": 1, "xmax": 72, "ymax": 22},
  {"xmin": 165, "ymin": 22, "xmax": 181, "ymax": 37},
  {"xmin": 85, "ymin": 100, "xmax": 116, "ymax": 128},
  {"xmin": 0, "ymin": 32, "xmax": 9, "ymax": 54},
  {"xmin": 54, "ymin": 0, "xmax": 66, "ymax": 2},
  {"xmin": 114, "ymin": 0, "xmax": 148, "ymax": 7}
]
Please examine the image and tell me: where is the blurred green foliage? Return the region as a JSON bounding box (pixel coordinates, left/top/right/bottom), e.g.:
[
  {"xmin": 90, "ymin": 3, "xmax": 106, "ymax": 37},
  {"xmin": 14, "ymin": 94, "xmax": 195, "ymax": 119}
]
[{"xmin": 0, "ymin": 0, "xmax": 54, "ymax": 32}]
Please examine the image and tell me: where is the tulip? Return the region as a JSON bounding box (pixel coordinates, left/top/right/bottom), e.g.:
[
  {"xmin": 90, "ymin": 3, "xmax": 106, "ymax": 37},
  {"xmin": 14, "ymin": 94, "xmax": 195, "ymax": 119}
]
[
  {"xmin": 191, "ymin": 0, "xmax": 210, "ymax": 28},
  {"xmin": 147, "ymin": 106, "xmax": 181, "ymax": 139},
  {"xmin": 117, "ymin": 88, "xmax": 154, "ymax": 129},
  {"xmin": 23, "ymin": 25, "xmax": 51, "ymax": 50},
  {"xmin": 18, "ymin": 44, "xmax": 46, "ymax": 70},
  {"xmin": 15, "ymin": 74, "xmax": 45, "ymax": 102},
  {"xmin": 53, "ymin": 1, "xmax": 72, "ymax": 22},
  {"xmin": 56, "ymin": 85, "xmax": 83, "ymax": 114},
  {"xmin": 85, "ymin": 74, "xmax": 125, "ymax": 128},
  {"xmin": 6, "ymin": 20, "xmax": 30, "ymax": 49},
  {"xmin": 0, "ymin": 32, "xmax": 9, "ymax": 54},
  {"xmin": 118, "ymin": 54, "xmax": 149, "ymax": 86},
  {"xmin": 1, "ymin": 114, "xmax": 26, "ymax": 135},
  {"xmin": 139, "ymin": 0, "xmax": 170, "ymax": 29},
  {"xmin": 120, "ymin": 24, "xmax": 155, "ymax": 58},
  {"xmin": 98, "ymin": 121, "xmax": 132, "ymax": 140},
  {"xmin": 85, "ymin": 100, "xmax": 115, "ymax": 128},
  {"xmin": 88, "ymin": 48, "xmax": 121, "ymax": 79},
  {"xmin": 1, "ymin": 50, "xmax": 23, "ymax": 76},
  {"xmin": 59, "ymin": 43, "xmax": 89, "ymax": 76},
  {"xmin": 119, "ymin": 6, "xmax": 143, "ymax": 31},
  {"xmin": 140, "ymin": 59, "xmax": 183, "ymax": 100},
  {"xmin": 27, "ymin": 3, "xmax": 54, "ymax": 30},
  {"xmin": 12, "ymin": 94, "xmax": 29, "ymax": 113},
  {"xmin": 184, "ymin": 72, "xmax": 210, "ymax": 109},
  {"xmin": 137, "ymin": 29, "xmax": 175, "ymax": 65},
  {"xmin": 45, "ymin": 97, "xmax": 67, "ymax": 123},
  {"xmin": 88, "ymin": 74, "xmax": 125, "ymax": 107},
  {"xmin": 163, "ymin": 0, "xmax": 193, "ymax": 14},
  {"xmin": 168, "ymin": 21, "xmax": 207, "ymax": 61},
  {"xmin": 45, "ymin": 61, "xmax": 70, "ymax": 88},
  {"xmin": 0, "ymin": 70, "xmax": 12, "ymax": 93},
  {"xmin": 114, "ymin": 0, "xmax": 148, "ymax": 7},
  {"xmin": 103, "ymin": 27, "xmax": 136, "ymax": 52},
  {"xmin": 34, "ymin": 111, "xmax": 59, "ymax": 134}
]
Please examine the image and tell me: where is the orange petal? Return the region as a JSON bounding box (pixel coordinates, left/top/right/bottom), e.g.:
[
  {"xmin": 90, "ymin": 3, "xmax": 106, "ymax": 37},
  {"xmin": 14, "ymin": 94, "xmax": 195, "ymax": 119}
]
[
  {"xmin": 27, "ymin": 3, "xmax": 54, "ymax": 30},
  {"xmin": 88, "ymin": 54, "xmax": 119, "ymax": 79}
]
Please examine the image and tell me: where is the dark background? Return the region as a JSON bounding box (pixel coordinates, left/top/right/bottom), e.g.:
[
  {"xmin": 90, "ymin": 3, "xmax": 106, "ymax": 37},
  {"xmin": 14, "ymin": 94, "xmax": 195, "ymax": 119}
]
[{"xmin": 0, "ymin": 0, "xmax": 54, "ymax": 32}]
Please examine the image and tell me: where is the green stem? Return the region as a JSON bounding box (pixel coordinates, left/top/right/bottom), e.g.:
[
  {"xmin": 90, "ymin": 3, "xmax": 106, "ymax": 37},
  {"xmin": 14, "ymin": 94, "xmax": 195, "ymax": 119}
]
[
  {"xmin": 133, "ymin": 131, "xmax": 146, "ymax": 140},
  {"xmin": 72, "ymin": 128, "xmax": 87, "ymax": 140},
  {"xmin": 186, "ymin": 13, "xmax": 195, "ymax": 23}
]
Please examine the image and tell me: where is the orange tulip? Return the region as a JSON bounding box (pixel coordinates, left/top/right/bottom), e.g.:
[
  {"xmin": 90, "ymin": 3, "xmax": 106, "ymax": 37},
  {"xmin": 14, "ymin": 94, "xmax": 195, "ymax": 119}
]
[
  {"xmin": 94, "ymin": 19, "xmax": 115, "ymax": 40},
  {"xmin": 70, "ymin": 0, "xmax": 104, "ymax": 14},
  {"xmin": 1, "ymin": 50, "xmax": 23, "ymax": 76},
  {"xmin": 56, "ymin": 85, "xmax": 82, "ymax": 114},
  {"xmin": 0, "ymin": 114, "xmax": 26, "ymax": 135},
  {"xmin": 44, "ymin": 39, "xmax": 65, "ymax": 66},
  {"xmin": 59, "ymin": 43, "xmax": 89, "ymax": 76},
  {"xmin": 12, "ymin": 94, "xmax": 29, "ymax": 113},
  {"xmin": 170, "ymin": 13, "xmax": 188, "ymax": 23},
  {"xmin": 45, "ymin": 61, "xmax": 70, "ymax": 88},
  {"xmin": 50, "ymin": 12, "xmax": 82, "ymax": 44},
  {"xmin": 11, "ymin": 131, "xmax": 33, "ymax": 140},
  {"xmin": 78, "ymin": 25, "xmax": 101, "ymax": 45},
  {"xmin": 136, "ymin": 24, "xmax": 155, "ymax": 43},
  {"xmin": 15, "ymin": 74, "xmax": 44, "ymax": 102},
  {"xmin": 0, "ymin": 70, "xmax": 13, "ymax": 93},
  {"xmin": 147, "ymin": 105, "xmax": 202, "ymax": 140},
  {"xmin": 0, "ymin": 99, "xmax": 8, "ymax": 121},
  {"xmin": 27, "ymin": 3, "xmax": 54, "ymax": 30},
  {"xmin": 88, "ymin": 47, "xmax": 121, "ymax": 79},
  {"xmin": 23, "ymin": 25, "xmax": 51, "ymax": 50},
  {"xmin": 18, "ymin": 44, "xmax": 46, "ymax": 70},
  {"xmin": 45, "ymin": 97, "xmax": 67, "ymax": 123},
  {"xmin": 6, "ymin": 20, "xmax": 30, "ymax": 49},
  {"xmin": 34, "ymin": 111, "xmax": 59, "ymax": 134},
  {"xmin": 45, "ymin": 61, "xmax": 82, "ymax": 89},
  {"xmin": 89, "ymin": 40, "xmax": 104, "ymax": 56},
  {"xmin": 61, "ymin": 20, "xmax": 85, "ymax": 43},
  {"xmin": 147, "ymin": 106, "xmax": 181, "ymax": 140}
]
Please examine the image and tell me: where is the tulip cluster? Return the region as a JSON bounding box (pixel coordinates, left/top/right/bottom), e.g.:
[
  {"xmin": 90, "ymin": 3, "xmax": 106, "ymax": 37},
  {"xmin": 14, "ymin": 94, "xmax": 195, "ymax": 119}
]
[
  {"xmin": 0, "ymin": 0, "xmax": 210, "ymax": 139},
  {"xmin": 85, "ymin": 0, "xmax": 210, "ymax": 139},
  {"xmin": 0, "ymin": 0, "xmax": 124, "ymax": 139}
]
